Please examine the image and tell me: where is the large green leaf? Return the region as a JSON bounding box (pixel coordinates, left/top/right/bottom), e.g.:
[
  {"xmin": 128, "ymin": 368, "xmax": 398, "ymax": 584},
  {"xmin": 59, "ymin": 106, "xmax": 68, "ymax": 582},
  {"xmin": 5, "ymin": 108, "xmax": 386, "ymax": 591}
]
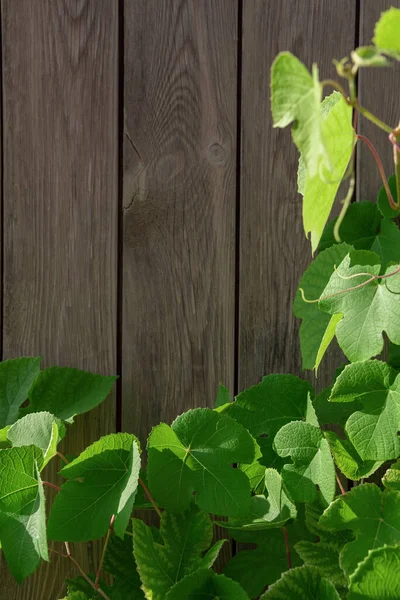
[
  {"xmin": 325, "ymin": 431, "xmax": 383, "ymax": 480},
  {"xmin": 147, "ymin": 408, "xmax": 254, "ymax": 516},
  {"xmin": 217, "ymin": 469, "xmax": 296, "ymax": 531},
  {"xmin": 377, "ymin": 175, "xmax": 400, "ymax": 219},
  {"xmin": 48, "ymin": 433, "xmax": 140, "ymax": 541},
  {"xmin": 382, "ymin": 460, "xmax": 400, "ymax": 490},
  {"xmin": 132, "ymin": 506, "xmax": 224, "ymax": 600},
  {"xmin": 0, "ymin": 357, "xmax": 41, "ymax": 427},
  {"xmin": 7, "ymin": 411, "xmax": 64, "ymax": 467},
  {"xmin": 24, "ymin": 366, "xmax": 117, "ymax": 423},
  {"xmin": 104, "ymin": 533, "xmax": 145, "ymax": 599},
  {"xmin": 301, "ymin": 93, "xmax": 355, "ymax": 253},
  {"xmin": 273, "ymin": 421, "xmax": 336, "ymax": 506},
  {"xmin": 294, "ymin": 243, "xmax": 351, "ymax": 370},
  {"xmin": 348, "ymin": 546, "xmax": 400, "ymax": 599},
  {"xmin": 165, "ymin": 569, "xmax": 249, "ymax": 600},
  {"xmin": 295, "ymin": 541, "xmax": 348, "ymax": 596},
  {"xmin": 320, "ymin": 484, "xmax": 400, "ymax": 576},
  {"xmin": 319, "ymin": 250, "xmax": 400, "ymax": 362},
  {"xmin": 0, "ymin": 445, "xmax": 47, "ymax": 582},
  {"xmin": 271, "ymin": 52, "xmax": 322, "ymax": 177},
  {"xmin": 329, "ymin": 360, "xmax": 400, "ymax": 460},
  {"xmin": 223, "ymin": 510, "xmax": 312, "ymax": 598},
  {"xmin": 260, "ymin": 566, "xmax": 340, "ymax": 599},
  {"xmin": 374, "ymin": 7, "xmax": 400, "ymax": 59}
]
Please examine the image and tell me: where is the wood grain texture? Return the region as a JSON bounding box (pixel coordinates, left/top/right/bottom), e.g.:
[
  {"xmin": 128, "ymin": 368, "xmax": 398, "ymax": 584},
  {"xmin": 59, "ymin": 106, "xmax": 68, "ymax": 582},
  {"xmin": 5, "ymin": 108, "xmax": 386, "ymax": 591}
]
[
  {"xmin": 239, "ymin": 0, "xmax": 356, "ymax": 394},
  {"xmin": 122, "ymin": 0, "xmax": 237, "ymax": 443},
  {"xmin": 0, "ymin": 1, "xmax": 118, "ymax": 598},
  {"xmin": 357, "ymin": 0, "xmax": 400, "ymax": 201}
]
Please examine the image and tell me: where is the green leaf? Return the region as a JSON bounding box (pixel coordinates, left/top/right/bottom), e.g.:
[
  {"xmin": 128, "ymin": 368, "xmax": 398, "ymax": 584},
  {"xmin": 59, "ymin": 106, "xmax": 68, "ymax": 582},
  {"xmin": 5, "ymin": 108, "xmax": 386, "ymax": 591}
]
[
  {"xmin": 48, "ymin": 433, "xmax": 140, "ymax": 541},
  {"xmin": 319, "ymin": 250, "xmax": 400, "ymax": 362},
  {"xmin": 301, "ymin": 92, "xmax": 354, "ymax": 253},
  {"xmin": 0, "ymin": 357, "xmax": 41, "ymax": 427},
  {"xmin": 374, "ymin": 7, "xmax": 400, "ymax": 60},
  {"xmin": 273, "ymin": 421, "xmax": 336, "ymax": 506},
  {"xmin": 62, "ymin": 593, "xmax": 92, "ymax": 600},
  {"xmin": 217, "ymin": 469, "xmax": 296, "ymax": 531},
  {"xmin": 147, "ymin": 408, "xmax": 254, "ymax": 516},
  {"xmin": 0, "ymin": 445, "xmax": 48, "ymax": 582},
  {"xmin": 132, "ymin": 506, "xmax": 223, "ymax": 600},
  {"xmin": 295, "ymin": 541, "xmax": 348, "ymax": 595},
  {"xmin": 388, "ymin": 342, "xmax": 400, "ymax": 370},
  {"xmin": 165, "ymin": 569, "xmax": 249, "ymax": 600},
  {"xmin": 227, "ymin": 374, "xmax": 314, "ymax": 438},
  {"xmin": 25, "ymin": 366, "xmax": 117, "ymax": 423},
  {"xmin": 320, "ymin": 484, "xmax": 400, "ymax": 576},
  {"xmin": 271, "ymin": 52, "xmax": 322, "ymax": 178},
  {"xmin": 312, "ymin": 378, "xmax": 359, "ymax": 428},
  {"xmin": 66, "ymin": 576, "xmax": 113, "ymax": 600},
  {"xmin": 104, "ymin": 533, "xmax": 145, "ymax": 599},
  {"xmin": 348, "ymin": 545, "xmax": 400, "ymax": 599},
  {"xmin": 377, "ymin": 175, "xmax": 400, "ymax": 219},
  {"xmin": 382, "ymin": 460, "xmax": 400, "ymax": 490},
  {"xmin": 260, "ymin": 566, "xmax": 340, "ymax": 599},
  {"xmin": 304, "ymin": 501, "xmax": 355, "ymax": 550},
  {"xmin": 325, "ymin": 431, "xmax": 383, "ymax": 480},
  {"xmin": 215, "ymin": 383, "xmax": 232, "ymax": 409},
  {"xmin": 351, "ymin": 46, "xmax": 391, "ymax": 68},
  {"xmin": 7, "ymin": 412, "xmax": 63, "ymax": 467},
  {"xmin": 239, "ymin": 438, "xmax": 267, "ymax": 494},
  {"xmin": 330, "ymin": 360, "xmax": 400, "ymax": 460},
  {"xmin": 224, "ymin": 509, "xmax": 312, "ymax": 598},
  {"xmin": 294, "ymin": 243, "xmax": 351, "ymax": 369}
]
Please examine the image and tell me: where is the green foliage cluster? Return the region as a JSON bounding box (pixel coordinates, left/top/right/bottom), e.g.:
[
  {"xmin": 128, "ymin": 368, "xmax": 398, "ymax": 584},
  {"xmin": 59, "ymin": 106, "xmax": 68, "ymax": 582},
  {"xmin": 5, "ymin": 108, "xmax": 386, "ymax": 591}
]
[{"xmin": 3, "ymin": 7, "xmax": 400, "ymax": 600}]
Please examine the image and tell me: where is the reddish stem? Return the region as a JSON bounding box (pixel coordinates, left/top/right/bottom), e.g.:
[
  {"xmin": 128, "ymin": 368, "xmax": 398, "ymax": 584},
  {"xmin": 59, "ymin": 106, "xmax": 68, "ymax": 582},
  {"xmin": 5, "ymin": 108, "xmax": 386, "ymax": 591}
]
[
  {"xmin": 336, "ymin": 473, "xmax": 346, "ymax": 495},
  {"xmin": 95, "ymin": 515, "xmax": 115, "ymax": 589},
  {"xmin": 43, "ymin": 481, "xmax": 61, "ymax": 493},
  {"xmin": 56, "ymin": 451, "xmax": 70, "ymax": 464},
  {"xmin": 139, "ymin": 477, "xmax": 162, "ymax": 518},
  {"xmin": 356, "ymin": 134, "xmax": 398, "ymax": 209},
  {"xmin": 50, "ymin": 548, "xmax": 111, "ymax": 600},
  {"xmin": 283, "ymin": 527, "xmax": 292, "ymax": 570}
]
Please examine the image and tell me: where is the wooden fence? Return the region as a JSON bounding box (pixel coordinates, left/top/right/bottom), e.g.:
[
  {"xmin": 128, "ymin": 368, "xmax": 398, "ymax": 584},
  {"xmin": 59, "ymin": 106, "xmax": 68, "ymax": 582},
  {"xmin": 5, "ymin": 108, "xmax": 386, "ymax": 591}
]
[{"xmin": 0, "ymin": 1, "xmax": 399, "ymax": 597}]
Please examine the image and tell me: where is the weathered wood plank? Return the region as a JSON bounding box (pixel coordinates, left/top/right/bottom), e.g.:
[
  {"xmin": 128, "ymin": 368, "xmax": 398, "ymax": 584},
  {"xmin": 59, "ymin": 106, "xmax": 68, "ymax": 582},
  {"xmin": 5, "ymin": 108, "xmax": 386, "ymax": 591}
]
[
  {"xmin": 0, "ymin": 1, "xmax": 118, "ymax": 598},
  {"xmin": 239, "ymin": 0, "xmax": 356, "ymax": 394},
  {"xmin": 357, "ymin": 0, "xmax": 400, "ymax": 201}
]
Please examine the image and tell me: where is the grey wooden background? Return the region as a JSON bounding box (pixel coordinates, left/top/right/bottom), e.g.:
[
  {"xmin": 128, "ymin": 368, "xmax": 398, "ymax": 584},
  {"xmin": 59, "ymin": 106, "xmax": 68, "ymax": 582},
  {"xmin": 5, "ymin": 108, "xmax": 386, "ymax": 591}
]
[{"xmin": 0, "ymin": 1, "xmax": 398, "ymax": 598}]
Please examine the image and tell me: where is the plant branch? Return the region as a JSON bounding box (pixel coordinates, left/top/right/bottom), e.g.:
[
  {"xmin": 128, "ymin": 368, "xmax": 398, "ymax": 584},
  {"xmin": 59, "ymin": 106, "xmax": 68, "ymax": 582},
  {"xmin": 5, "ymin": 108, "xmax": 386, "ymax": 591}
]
[
  {"xmin": 139, "ymin": 477, "xmax": 162, "ymax": 518},
  {"xmin": 355, "ymin": 102, "xmax": 393, "ymax": 134},
  {"xmin": 283, "ymin": 527, "xmax": 292, "ymax": 570},
  {"xmin": 336, "ymin": 473, "xmax": 346, "ymax": 495},
  {"xmin": 356, "ymin": 134, "xmax": 398, "ymax": 209},
  {"xmin": 56, "ymin": 451, "xmax": 70, "ymax": 465},
  {"xmin": 300, "ymin": 264, "xmax": 400, "ymax": 304},
  {"xmin": 95, "ymin": 515, "xmax": 115, "ymax": 589},
  {"xmin": 43, "ymin": 481, "xmax": 61, "ymax": 493},
  {"xmin": 50, "ymin": 547, "xmax": 111, "ymax": 600},
  {"xmin": 333, "ymin": 175, "xmax": 355, "ymax": 243}
]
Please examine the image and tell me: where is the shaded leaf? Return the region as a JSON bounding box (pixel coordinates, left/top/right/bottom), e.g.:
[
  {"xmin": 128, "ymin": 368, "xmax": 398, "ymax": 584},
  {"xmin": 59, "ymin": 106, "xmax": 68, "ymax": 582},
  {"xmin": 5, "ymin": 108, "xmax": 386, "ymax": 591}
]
[
  {"xmin": 165, "ymin": 569, "xmax": 249, "ymax": 600},
  {"xmin": 382, "ymin": 460, "xmax": 400, "ymax": 490},
  {"xmin": 0, "ymin": 357, "xmax": 41, "ymax": 428},
  {"xmin": 348, "ymin": 545, "xmax": 400, "ymax": 599},
  {"xmin": 325, "ymin": 431, "xmax": 383, "ymax": 480},
  {"xmin": 260, "ymin": 566, "xmax": 340, "ymax": 599},
  {"xmin": 294, "ymin": 541, "xmax": 348, "ymax": 596},
  {"xmin": 7, "ymin": 411, "xmax": 63, "ymax": 467}
]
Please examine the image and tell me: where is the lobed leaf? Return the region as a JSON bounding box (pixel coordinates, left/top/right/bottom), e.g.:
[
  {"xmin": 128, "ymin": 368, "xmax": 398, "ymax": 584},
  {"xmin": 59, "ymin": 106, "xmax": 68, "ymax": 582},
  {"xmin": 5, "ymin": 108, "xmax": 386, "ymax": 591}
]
[
  {"xmin": 0, "ymin": 357, "xmax": 41, "ymax": 427},
  {"xmin": 374, "ymin": 7, "xmax": 400, "ymax": 60},
  {"xmin": 260, "ymin": 565, "xmax": 340, "ymax": 599},
  {"xmin": 165, "ymin": 569, "xmax": 249, "ymax": 600},
  {"xmin": 348, "ymin": 545, "xmax": 400, "ymax": 599}
]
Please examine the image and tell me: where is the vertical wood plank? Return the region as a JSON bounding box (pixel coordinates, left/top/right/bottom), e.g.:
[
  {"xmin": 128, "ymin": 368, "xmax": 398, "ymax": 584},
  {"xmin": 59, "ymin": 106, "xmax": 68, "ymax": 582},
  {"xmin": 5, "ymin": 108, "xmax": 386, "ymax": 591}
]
[
  {"xmin": 357, "ymin": 0, "xmax": 400, "ymax": 201},
  {"xmin": 239, "ymin": 0, "xmax": 357, "ymax": 394},
  {"xmin": 0, "ymin": 1, "xmax": 118, "ymax": 598},
  {"xmin": 122, "ymin": 0, "xmax": 237, "ymax": 446}
]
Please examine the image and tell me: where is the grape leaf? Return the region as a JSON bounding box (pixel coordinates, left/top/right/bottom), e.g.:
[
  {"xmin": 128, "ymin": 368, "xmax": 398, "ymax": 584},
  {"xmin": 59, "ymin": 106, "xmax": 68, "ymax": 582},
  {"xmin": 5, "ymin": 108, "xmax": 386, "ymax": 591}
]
[
  {"xmin": 260, "ymin": 566, "xmax": 340, "ymax": 599},
  {"xmin": 227, "ymin": 374, "xmax": 314, "ymax": 438},
  {"xmin": 348, "ymin": 546, "xmax": 400, "ymax": 599},
  {"xmin": 214, "ymin": 383, "xmax": 232, "ymax": 410},
  {"xmin": 24, "ymin": 366, "xmax": 117, "ymax": 423},
  {"xmin": 382, "ymin": 460, "xmax": 400, "ymax": 490},
  {"xmin": 132, "ymin": 506, "xmax": 224, "ymax": 600},
  {"xmin": 294, "ymin": 243, "xmax": 351, "ymax": 370},
  {"xmin": 0, "ymin": 357, "xmax": 41, "ymax": 427},
  {"xmin": 351, "ymin": 46, "xmax": 390, "ymax": 68},
  {"xmin": 239, "ymin": 438, "xmax": 267, "ymax": 494},
  {"xmin": 48, "ymin": 433, "xmax": 140, "ymax": 541},
  {"xmin": 377, "ymin": 175, "xmax": 400, "ymax": 219},
  {"xmin": 294, "ymin": 541, "xmax": 348, "ymax": 596},
  {"xmin": 224, "ymin": 509, "xmax": 312, "ymax": 598},
  {"xmin": 273, "ymin": 421, "xmax": 336, "ymax": 506},
  {"xmin": 147, "ymin": 408, "xmax": 254, "ymax": 516},
  {"xmin": 325, "ymin": 431, "xmax": 383, "ymax": 480},
  {"xmin": 320, "ymin": 484, "xmax": 400, "ymax": 576},
  {"xmin": 329, "ymin": 360, "xmax": 400, "ymax": 460},
  {"xmin": 165, "ymin": 569, "xmax": 249, "ymax": 600},
  {"xmin": 301, "ymin": 92, "xmax": 355, "ymax": 253},
  {"xmin": 374, "ymin": 7, "xmax": 400, "ymax": 60},
  {"xmin": 104, "ymin": 534, "xmax": 145, "ymax": 599},
  {"xmin": 271, "ymin": 52, "xmax": 322, "ymax": 178},
  {"xmin": 388, "ymin": 341, "xmax": 400, "ymax": 370},
  {"xmin": 66, "ymin": 576, "xmax": 113, "ymax": 600},
  {"xmin": 0, "ymin": 445, "xmax": 48, "ymax": 582},
  {"xmin": 319, "ymin": 250, "xmax": 400, "ymax": 362},
  {"xmin": 7, "ymin": 411, "xmax": 64, "ymax": 467},
  {"xmin": 312, "ymin": 381, "xmax": 359, "ymax": 428},
  {"xmin": 217, "ymin": 469, "xmax": 296, "ymax": 531}
]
